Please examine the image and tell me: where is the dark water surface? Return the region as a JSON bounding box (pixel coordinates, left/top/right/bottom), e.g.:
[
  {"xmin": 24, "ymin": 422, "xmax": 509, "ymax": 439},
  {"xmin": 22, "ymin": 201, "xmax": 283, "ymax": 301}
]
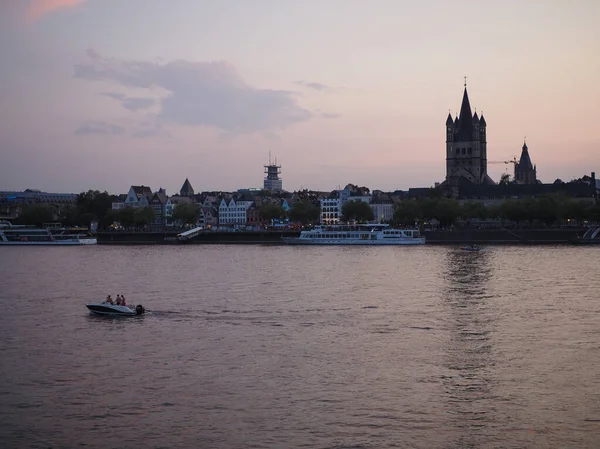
[{"xmin": 0, "ymin": 245, "xmax": 599, "ymax": 448}]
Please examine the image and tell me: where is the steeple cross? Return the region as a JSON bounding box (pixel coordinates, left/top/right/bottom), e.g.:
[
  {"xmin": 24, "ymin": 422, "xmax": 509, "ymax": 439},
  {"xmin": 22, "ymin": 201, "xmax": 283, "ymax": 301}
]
[{"xmin": 464, "ymin": 76, "xmax": 467, "ymax": 88}]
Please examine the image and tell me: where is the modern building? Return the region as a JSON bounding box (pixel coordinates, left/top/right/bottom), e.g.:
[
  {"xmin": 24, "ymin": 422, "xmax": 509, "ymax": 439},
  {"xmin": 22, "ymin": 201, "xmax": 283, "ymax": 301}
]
[{"xmin": 264, "ymin": 155, "xmax": 283, "ymax": 192}]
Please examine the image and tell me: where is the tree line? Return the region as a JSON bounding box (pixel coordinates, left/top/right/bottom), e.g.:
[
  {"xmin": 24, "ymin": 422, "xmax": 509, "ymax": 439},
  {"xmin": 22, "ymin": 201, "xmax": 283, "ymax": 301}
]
[
  {"xmin": 392, "ymin": 195, "xmax": 600, "ymax": 228},
  {"xmin": 11, "ymin": 189, "xmax": 600, "ymax": 230}
]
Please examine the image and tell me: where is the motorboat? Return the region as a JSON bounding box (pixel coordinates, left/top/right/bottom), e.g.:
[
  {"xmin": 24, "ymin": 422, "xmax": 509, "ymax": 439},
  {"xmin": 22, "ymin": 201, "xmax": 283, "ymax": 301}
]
[
  {"xmin": 461, "ymin": 245, "xmax": 482, "ymax": 252},
  {"xmin": 86, "ymin": 303, "xmax": 145, "ymax": 316}
]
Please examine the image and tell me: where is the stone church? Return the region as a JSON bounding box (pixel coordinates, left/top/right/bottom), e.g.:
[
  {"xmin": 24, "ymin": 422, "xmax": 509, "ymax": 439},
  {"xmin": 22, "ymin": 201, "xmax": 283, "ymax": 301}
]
[
  {"xmin": 514, "ymin": 141, "xmax": 537, "ymax": 184},
  {"xmin": 441, "ymin": 85, "xmax": 496, "ymax": 197}
]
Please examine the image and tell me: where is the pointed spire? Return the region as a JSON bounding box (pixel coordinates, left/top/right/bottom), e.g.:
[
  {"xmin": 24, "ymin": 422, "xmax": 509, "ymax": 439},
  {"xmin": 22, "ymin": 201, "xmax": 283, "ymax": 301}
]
[
  {"xmin": 479, "ymin": 113, "xmax": 486, "ymax": 126},
  {"xmin": 455, "ymin": 87, "xmax": 473, "ymax": 141},
  {"xmin": 180, "ymin": 177, "xmax": 195, "ymax": 197},
  {"xmin": 518, "ymin": 140, "xmax": 533, "ymax": 170},
  {"xmin": 446, "ymin": 111, "xmax": 453, "ymax": 126},
  {"xmin": 473, "ymin": 111, "xmax": 479, "ymax": 123}
]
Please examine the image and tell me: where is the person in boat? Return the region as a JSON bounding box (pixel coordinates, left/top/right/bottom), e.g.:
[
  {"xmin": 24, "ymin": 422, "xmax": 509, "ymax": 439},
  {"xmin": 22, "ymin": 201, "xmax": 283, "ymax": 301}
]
[
  {"xmin": 106, "ymin": 294, "xmax": 114, "ymax": 304},
  {"xmin": 116, "ymin": 295, "xmax": 122, "ymax": 306},
  {"xmin": 120, "ymin": 295, "xmax": 126, "ymax": 306}
]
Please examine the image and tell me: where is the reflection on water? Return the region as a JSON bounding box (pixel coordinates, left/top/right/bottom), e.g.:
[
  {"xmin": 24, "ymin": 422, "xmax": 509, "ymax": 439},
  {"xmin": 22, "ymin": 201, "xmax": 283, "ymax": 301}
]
[{"xmin": 442, "ymin": 249, "xmax": 497, "ymax": 448}]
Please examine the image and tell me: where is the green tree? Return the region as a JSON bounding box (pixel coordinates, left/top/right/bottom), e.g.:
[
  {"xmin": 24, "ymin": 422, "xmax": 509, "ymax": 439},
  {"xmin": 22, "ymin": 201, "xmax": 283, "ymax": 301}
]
[
  {"xmin": 341, "ymin": 200, "xmax": 374, "ymax": 223},
  {"xmin": 59, "ymin": 205, "xmax": 82, "ymax": 226},
  {"xmin": 289, "ymin": 201, "xmax": 320, "ymax": 225},
  {"xmin": 116, "ymin": 206, "xmax": 137, "ymax": 228},
  {"xmin": 171, "ymin": 203, "xmax": 201, "ymax": 226},
  {"xmin": 259, "ymin": 204, "xmax": 287, "ymax": 222},
  {"xmin": 76, "ymin": 190, "xmax": 118, "ymax": 227},
  {"xmin": 134, "ymin": 207, "xmax": 156, "ymax": 228},
  {"xmin": 393, "ymin": 200, "xmax": 420, "ymax": 226},
  {"xmin": 499, "ymin": 173, "xmax": 512, "ymax": 185},
  {"xmin": 430, "ymin": 198, "xmax": 461, "ymax": 227},
  {"xmin": 16, "ymin": 204, "xmax": 55, "ymax": 227},
  {"xmin": 461, "ymin": 201, "xmax": 488, "ymax": 221}
]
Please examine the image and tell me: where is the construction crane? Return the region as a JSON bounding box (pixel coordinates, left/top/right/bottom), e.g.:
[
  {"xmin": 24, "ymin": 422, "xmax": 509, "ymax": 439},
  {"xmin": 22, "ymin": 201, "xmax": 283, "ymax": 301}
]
[{"xmin": 488, "ymin": 156, "xmax": 518, "ymax": 166}]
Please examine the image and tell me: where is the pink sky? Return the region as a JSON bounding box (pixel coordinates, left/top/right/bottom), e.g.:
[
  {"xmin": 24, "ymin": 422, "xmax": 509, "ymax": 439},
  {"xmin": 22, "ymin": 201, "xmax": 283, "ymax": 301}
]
[
  {"xmin": 1, "ymin": 0, "xmax": 599, "ymax": 195},
  {"xmin": 26, "ymin": 0, "xmax": 84, "ymax": 21}
]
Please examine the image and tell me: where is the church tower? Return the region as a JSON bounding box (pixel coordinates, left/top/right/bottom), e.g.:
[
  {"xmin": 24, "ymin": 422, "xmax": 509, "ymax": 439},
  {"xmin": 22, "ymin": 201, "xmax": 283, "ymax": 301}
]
[
  {"xmin": 445, "ymin": 82, "xmax": 493, "ymax": 193},
  {"xmin": 514, "ymin": 140, "xmax": 537, "ymax": 184}
]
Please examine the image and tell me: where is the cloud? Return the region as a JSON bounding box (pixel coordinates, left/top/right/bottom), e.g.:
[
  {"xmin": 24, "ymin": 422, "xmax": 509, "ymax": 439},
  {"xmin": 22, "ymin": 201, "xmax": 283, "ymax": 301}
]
[
  {"xmin": 74, "ymin": 50, "xmax": 313, "ymax": 134},
  {"xmin": 102, "ymin": 92, "xmax": 155, "ymax": 111},
  {"xmin": 75, "ymin": 121, "xmax": 125, "ymax": 136},
  {"xmin": 27, "ymin": 0, "xmax": 85, "ymax": 21},
  {"xmin": 295, "ymin": 80, "xmax": 331, "ymax": 92}
]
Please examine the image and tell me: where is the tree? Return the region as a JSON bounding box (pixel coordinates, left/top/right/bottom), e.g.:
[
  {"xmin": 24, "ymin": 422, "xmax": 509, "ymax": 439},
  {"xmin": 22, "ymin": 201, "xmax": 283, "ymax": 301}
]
[
  {"xmin": 429, "ymin": 198, "xmax": 461, "ymax": 227},
  {"xmin": 259, "ymin": 204, "xmax": 287, "ymax": 222},
  {"xmin": 499, "ymin": 173, "xmax": 512, "ymax": 185},
  {"xmin": 461, "ymin": 201, "xmax": 488, "ymax": 221},
  {"xmin": 134, "ymin": 207, "xmax": 156, "ymax": 228},
  {"xmin": 172, "ymin": 203, "xmax": 201, "ymax": 226},
  {"xmin": 341, "ymin": 200, "xmax": 374, "ymax": 223},
  {"xmin": 76, "ymin": 190, "xmax": 118, "ymax": 227},
  {"xmin": 116, "ymin": 206, "xmax": 137, "ymax": 228},
  {"xmin": 59, "ymin": 205, "xmax": 82, "ymax": 226},
  {"xmin": 16, "ymin": 204, "xmax": 55, "ymax": 227},
  {"xmin": 393, "ymin": 200, "xmax": 420, "ymax": 226},
  {"xmin": 289, "ymin": 201, "xmax": 320, "ymax": 225}
]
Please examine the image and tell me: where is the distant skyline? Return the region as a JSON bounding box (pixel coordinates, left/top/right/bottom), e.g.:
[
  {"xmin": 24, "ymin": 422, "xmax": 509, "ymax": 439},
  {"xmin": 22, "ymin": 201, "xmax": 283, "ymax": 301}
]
[{"xmin": 1, "ymin": 0, "xmax": 599, "ymax": 195}]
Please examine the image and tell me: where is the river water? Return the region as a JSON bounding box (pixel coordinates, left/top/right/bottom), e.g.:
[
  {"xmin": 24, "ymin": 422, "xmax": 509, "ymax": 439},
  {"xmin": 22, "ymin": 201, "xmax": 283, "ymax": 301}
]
[{"xmin": 0, "ymin": 245, "xmax": 599, "ymax": 448}]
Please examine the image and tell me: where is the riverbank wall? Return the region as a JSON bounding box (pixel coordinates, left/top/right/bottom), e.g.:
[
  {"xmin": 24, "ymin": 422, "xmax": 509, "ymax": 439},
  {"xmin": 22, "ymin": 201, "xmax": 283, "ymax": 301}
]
[
  {"xmin": 97, "ymin": 230, "xmax": 299, "ymax": 245},
  {"xmin": 96, "ymin": 227, "xmax": 590, "ymax": 245}
]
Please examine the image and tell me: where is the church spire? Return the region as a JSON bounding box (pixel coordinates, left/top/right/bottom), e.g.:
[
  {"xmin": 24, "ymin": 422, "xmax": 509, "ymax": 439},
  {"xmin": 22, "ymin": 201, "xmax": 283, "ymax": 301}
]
[
  {"xmin": 455, "ymin": 87, "xmax": 473, "ymax": 141},
  {"xmin": 518, "ymin": 139, "xmax": 533, "ymax": 170}
]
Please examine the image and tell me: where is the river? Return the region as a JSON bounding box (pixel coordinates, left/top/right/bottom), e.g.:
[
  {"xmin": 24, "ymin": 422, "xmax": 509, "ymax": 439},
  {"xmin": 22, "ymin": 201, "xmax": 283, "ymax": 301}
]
[{"xmin": 0, "ymin": 245, "xmax": 599, "ymax": 448}]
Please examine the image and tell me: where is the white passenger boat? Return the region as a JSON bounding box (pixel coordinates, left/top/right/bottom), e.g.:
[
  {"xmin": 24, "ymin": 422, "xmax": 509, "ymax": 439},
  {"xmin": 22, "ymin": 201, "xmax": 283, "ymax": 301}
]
[
  {"xmin": 282, "ymin": 223, "xmax": 426, "ymax": 245},
  {"xmin": 0, "ymin": 226, "xmax": 97, "ymax": 245}
]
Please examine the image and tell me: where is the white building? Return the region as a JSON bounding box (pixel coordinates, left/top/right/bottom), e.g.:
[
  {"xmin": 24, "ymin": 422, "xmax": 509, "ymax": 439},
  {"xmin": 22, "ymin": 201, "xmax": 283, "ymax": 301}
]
[
  {"xmin": 112, "ymin": 185, "xmax": 153, "ymax": 210},
  {"xmin": 218, "ymin": 198, "xmax": 253, "ymax": 226},
  {"xmin": 320, "ymin": 184, "xmax": 372, "ymax": 224}
]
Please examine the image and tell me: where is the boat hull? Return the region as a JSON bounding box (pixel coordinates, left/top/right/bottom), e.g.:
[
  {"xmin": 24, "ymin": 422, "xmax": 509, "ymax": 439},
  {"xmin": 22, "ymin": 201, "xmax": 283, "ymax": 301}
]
[
  {"xmin": 86, "ymin": 304, "xmax": 142, "ymax": 316},
  {"xmin": 0, "ymin": 239, "xmax": 96, "ymax": 246},
  {"xmin": 282, "ymin": 237, "xmax": 426, "ymax": 245}
]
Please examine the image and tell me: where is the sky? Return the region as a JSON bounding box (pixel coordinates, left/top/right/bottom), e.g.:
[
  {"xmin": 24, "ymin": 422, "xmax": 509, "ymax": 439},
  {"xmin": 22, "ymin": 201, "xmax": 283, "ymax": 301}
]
[{"xmin": 1, "ymin": 0, "xmax": 599, "ymax": 195}]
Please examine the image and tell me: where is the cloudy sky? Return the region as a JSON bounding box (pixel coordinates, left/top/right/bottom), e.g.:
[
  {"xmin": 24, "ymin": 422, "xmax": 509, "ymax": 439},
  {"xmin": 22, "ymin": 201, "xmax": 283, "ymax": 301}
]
[{"xmin": 1, "ymin": 0, "xmax": 599, "ymax": 194}]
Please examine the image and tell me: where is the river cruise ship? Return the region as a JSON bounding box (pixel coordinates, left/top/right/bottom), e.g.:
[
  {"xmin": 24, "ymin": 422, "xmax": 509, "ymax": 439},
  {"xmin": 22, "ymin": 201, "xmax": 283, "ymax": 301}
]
[
  {"xmin": 282, "ymin": 224, "xmax": 425, "ymax": 245},
  {"xmin": 0, "ymin": 225, "xmax": 97, "ymax": 245}
]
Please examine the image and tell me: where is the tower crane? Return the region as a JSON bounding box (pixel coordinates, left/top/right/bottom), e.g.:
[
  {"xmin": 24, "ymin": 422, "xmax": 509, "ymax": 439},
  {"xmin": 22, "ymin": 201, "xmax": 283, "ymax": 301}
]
[{"xmin": 488, "ymin": 156, "xmax": 518, "ymax": 166}]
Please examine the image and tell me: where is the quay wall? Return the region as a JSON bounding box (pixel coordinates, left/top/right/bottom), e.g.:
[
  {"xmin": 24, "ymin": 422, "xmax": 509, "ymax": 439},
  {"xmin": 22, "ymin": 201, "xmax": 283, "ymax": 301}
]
[
  {"xmin": 97, "ymin": 231, "xmax": 300, "ymax": 245},
  {"xmin": 423, "ymin": 228, "xmax": 586, "ymax": 244},
  {"xmin": 97, "ymin": 228, "xmax": 588, "ymax": 245}
]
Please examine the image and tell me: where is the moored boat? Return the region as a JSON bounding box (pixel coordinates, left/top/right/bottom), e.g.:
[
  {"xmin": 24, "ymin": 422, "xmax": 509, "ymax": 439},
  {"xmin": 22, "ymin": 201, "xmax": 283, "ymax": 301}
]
[
  {"xmin": 282, "ymin": 223, "xmax": 425, "ymax": 245},
  {"xmin": 86, "ymin": 303, "xmax": 145, "ymax": 316},
  {"xmin": 0, "ymin": 225, "xmax": 96, "ymax": 245}
]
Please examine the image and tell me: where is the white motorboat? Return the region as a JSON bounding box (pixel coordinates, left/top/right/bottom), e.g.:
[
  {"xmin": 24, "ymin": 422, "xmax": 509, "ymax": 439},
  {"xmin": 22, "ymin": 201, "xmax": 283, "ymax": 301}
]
[{"xmin": 86, "ymin": 303, "xmax": 145, "ymax": 316}]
